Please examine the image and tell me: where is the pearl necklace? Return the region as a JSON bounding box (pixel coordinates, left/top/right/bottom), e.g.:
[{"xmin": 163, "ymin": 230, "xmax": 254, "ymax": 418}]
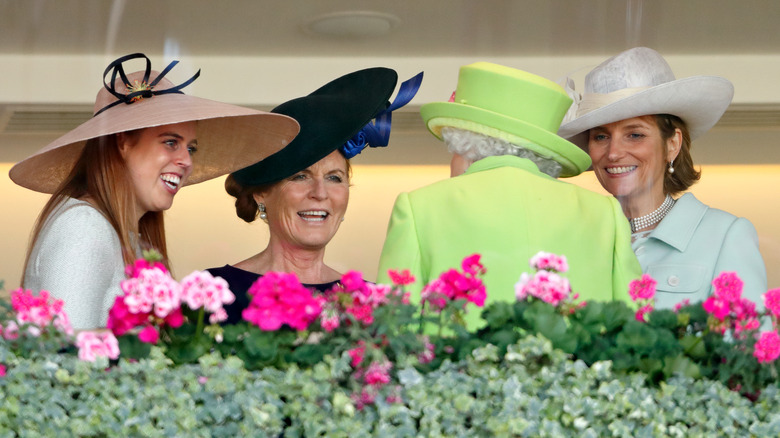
[{"xmin": 629, "ymin": 195, "xmax": 675, "ymax": 233}]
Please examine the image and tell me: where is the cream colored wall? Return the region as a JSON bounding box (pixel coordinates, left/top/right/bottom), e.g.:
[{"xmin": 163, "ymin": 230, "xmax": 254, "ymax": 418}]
[
  {"xmin": 2, "ymin": 162, "xmax": 778, "ymax": 298},
  {"xmin": 1, "ymin": 53, "xmax": 779, "ymax": 297}
]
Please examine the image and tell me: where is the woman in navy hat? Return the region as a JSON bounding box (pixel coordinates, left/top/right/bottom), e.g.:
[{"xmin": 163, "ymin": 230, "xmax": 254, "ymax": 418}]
[{"xmin": 208, "ymin": 68, "xmax": 421, "ymax": 324}]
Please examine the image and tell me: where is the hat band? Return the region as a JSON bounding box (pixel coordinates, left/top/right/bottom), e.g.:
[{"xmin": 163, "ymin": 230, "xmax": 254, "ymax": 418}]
[
  {"xmin": 340, "ymin": 71, "xmax": 423, "ymax": 158},
  {"xmin": 94, "ymin": 53, "xmax": 201, "ymax": 117},
  {"xmin": 576, "ymin": 86, "xmax": 650, "ymax": 117}
]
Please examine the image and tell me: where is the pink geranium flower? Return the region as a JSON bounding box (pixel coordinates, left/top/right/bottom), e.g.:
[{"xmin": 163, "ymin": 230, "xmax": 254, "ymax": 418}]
[
  {"xmin": 180, "ymin": 271, "xmax": 236, "ymax": 315},
  {"xmin": 8, "ymin": 288, "xmax": 73, "ymax": 337},
  {"xmin": 515, "ymin": 271, "xmax": 571, "ymax": 306},
  {"xmin": 76, "ymin": 331, "xmax": 120, "ymax": 362},
  {"xmin": 628, "ymin": 274, "xmax": 657, "ymax": 302},
  {"xmin": 364, "ymin": 360, "xmax": 393, "ymax": 386},
  {"xmin": 529, "ymin": 251, "xmax": 569, "ymax": 273},
  {"xmin": 753, "ymin": 330, "xmax": 780, "ymax": 364},
  {"xmin": 0, "ymin": 364, "xmax": 6, "ymax": 377}
]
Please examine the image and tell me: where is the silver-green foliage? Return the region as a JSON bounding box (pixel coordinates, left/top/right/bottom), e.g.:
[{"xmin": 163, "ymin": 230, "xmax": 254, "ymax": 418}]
[{"xmin": 1, "ymin": 335, "xmax": 779, "ymax": 437}]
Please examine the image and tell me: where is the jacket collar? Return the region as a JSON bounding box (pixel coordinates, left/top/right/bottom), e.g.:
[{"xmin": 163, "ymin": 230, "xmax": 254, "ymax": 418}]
[
  {"xmin": 464, "ymin": 155, "xmax": 553, "ymax": 180},
  {"xmin": 647, "ymin": 192, "xmax": 707, "ymax": 251}
]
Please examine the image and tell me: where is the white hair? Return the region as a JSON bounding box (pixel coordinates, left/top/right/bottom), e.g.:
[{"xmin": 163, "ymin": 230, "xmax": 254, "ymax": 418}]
[{"xmin": 442, "ymin": 127, "xmax": 562, "ymax": 178}]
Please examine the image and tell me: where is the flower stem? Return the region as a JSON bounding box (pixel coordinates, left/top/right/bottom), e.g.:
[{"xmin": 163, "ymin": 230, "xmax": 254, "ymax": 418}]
[{"xmin": 196, "ymin": 307, "xmax": 205, "ymax": 340}]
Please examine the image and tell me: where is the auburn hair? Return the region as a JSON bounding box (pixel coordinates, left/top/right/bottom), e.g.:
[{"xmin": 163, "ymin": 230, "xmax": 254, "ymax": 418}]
[{"xmin": 22, "ymin": 131, "xmax": 170, "ymax": 285}]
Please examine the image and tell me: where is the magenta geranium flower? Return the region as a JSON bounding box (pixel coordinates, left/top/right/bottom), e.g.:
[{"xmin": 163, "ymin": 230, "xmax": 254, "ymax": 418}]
[
  {"xmin": 628, "ymin": 274, "xmax": 657, "ymax": 302},
  {"xmin": 753, "ymin": 330, "xmax": 780, "ymax": 364},
  {"xmin": 242, "ymin": 272, "xmax": 323, "ymax": 332},
  {"xmin": 388, "ymin": 269, "xmax": 415, "ymax": 286},
  {"xmin": 712, "ymin": 272, "xmax": 744, "ymax": 302},
  {"xmin": 764, "ymin": 288, "xmax": 780, "ymax": 320}
]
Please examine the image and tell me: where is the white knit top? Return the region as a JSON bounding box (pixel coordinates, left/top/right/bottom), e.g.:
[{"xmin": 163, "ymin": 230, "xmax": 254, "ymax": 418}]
[{"xmin": 24, "ymin": 197, "xmax": 135, "ymax": 329}]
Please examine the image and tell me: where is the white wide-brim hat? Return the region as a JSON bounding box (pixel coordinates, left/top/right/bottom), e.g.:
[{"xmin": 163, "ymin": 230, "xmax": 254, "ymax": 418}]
[
  {"xmin": 9, "ymin": 53, "xmax": 300, "ymax": 194},
  {"xmin": 558, "ymin": 47, "xmax": 734, "ymax": 151}
]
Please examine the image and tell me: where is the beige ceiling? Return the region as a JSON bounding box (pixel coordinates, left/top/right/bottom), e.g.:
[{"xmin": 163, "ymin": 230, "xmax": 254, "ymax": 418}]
[
  {"xmin": 2, "ymin": 0, "xmax": 779, "ymax": 57},
  {"xmin": 1, "ymin": 0, "xmax": 779, "ymax": 165}
]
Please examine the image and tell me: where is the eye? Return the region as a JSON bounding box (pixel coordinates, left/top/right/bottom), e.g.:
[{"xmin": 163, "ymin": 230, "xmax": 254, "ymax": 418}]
[
  {"xmin": 187, "ymin": 145, "xmax": 198, "ymax": 155},
  {"xmin": 327, "ymin": 174, "xmax": 344, "ymax": 183},
  {"xmin": 591, "ymin": 133, "xmax": 608, "ymax": 142},
  {"xmin": 290, "ymin": 173, "xmax": 307, "ymax": 181},
  {"xmin": 164, "ymin": 139, "xmax": 179, "ymax": 149},
  {"xmin": 628, "ymin": 133, "xmax": 645, "ymax": 140}
]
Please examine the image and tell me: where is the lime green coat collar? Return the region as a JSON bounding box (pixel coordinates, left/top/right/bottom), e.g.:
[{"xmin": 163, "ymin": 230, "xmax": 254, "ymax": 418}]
[{"xmin": 464, "ymin": 155, "xmax": 555, "ymax": 181}]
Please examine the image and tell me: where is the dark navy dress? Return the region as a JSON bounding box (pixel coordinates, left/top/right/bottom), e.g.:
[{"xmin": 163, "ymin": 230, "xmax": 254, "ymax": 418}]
[{"xmin": 206, "ymin": 265, "xmax": 340, "ymax": 325}]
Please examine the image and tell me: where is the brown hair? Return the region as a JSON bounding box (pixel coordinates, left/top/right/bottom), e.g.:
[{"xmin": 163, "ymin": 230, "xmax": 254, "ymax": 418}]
[
  {"xmin": 656, "ymin": 114, "xmax": 700, "ymax": 195},
  {"xmin": 22, "ymin": 131, "xmax": 170, "ymax": 285},
  {"xmin": 225, "ymin": 157, "xmax": 353, "ymax": 223}
]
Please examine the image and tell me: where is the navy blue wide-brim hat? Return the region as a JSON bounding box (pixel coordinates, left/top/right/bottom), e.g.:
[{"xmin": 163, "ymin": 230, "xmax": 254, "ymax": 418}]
[{"xmin": 231, "ymin": 67, "xmax": 399, "ymax": 186}]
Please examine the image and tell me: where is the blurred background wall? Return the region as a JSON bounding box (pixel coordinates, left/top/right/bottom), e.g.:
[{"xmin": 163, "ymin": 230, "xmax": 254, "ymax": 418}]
[{"xmin": 1, "ymin": 0, "xmax": 779, "ymax": 295}]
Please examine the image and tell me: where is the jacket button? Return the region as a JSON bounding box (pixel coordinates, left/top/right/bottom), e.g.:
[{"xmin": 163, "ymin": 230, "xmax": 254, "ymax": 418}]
[{"xmin": 668, "ymin": 275, "xmax": 680, "ymax": 287}]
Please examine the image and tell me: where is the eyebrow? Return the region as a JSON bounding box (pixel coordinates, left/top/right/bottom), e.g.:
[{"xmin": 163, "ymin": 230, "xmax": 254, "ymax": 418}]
[{"xmin": 159, "ymin": 132, "xmax": 198, "ymax": 145}]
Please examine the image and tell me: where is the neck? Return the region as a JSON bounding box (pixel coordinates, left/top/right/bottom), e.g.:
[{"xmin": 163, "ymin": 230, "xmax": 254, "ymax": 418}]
[
  {"xmin": 617, "ymin": 191, "xmax": 668, "ymax": 220},
  {"xmin": 244, "ymin": 241, "xmax": 339, "ymax": 284}
]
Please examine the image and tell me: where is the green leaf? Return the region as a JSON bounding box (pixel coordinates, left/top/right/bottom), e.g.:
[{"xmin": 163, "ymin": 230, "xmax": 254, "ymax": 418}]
[
  {"xmin": 663, "ymin": 354, "xmax": 701, "ymax": 379},
  {"xmin": 480, "ymin": 302, "xmax": 516, "ymax": 329},
  {"xmin": 117, "ymin": 334, "xmax": 151, "ymax": 360},
  {"xmin": 287, "ymin": 344, "xmax": 328, "ymax": 367},
  {"xmin": 165, "ymin": 335, "xmax": 211, "ymax": 365}
]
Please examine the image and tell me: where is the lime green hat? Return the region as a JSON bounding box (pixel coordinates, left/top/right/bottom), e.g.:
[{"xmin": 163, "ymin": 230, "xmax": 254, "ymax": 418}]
[{"xmin": 420, "ymin": 62, "xmax": 590, "ymax": 177}]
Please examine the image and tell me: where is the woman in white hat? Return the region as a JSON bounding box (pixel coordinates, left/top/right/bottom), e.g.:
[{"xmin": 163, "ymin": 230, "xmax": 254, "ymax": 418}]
[
  {"xmin": 558, "ymin": 47, "xmax": 767, "ymax": 309},
  {"xmin": 10, "ymin": 53, "xmax": 299, "ymax": 329}
]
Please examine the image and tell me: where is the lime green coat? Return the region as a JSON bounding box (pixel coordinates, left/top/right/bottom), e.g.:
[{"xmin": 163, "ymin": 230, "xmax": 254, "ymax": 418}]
[{"xmin": 377, "ymin": 155, "xmax": 641, "ymax": 328}]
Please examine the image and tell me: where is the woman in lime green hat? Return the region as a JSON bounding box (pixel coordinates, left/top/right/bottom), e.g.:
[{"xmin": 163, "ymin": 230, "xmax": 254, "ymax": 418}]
[{"xmin": 377, "ymin": 62, "xmax": 641, "ymax": 329}]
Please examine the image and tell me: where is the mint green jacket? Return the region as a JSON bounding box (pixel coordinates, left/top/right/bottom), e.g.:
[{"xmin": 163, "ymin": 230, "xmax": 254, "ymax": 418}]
[{"xmin": 377, "ymin": 155, "xmax": 642, "ymax": 328}]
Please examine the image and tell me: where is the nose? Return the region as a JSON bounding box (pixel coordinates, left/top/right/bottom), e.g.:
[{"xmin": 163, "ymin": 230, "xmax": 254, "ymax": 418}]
[
  {"xmin": 175, "ymin": 147, "xmax": 193, "ymax": 172},
  {"xmin": 605, "ymin": 139, "xmax": 625, "ymax": 162},
  {"xmin": 310, "ymin": 178, "xmax": 328, "ymax": 200}
]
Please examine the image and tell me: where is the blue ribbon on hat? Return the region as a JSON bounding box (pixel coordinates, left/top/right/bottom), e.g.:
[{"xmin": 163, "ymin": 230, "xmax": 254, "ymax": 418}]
[
  {"xmin": 341, "ymin": 71, "xmax": 424, "ymax": 159},
  {"xmin": 94, "ymin": 53, "xmax": 201, "ymax": 117}
]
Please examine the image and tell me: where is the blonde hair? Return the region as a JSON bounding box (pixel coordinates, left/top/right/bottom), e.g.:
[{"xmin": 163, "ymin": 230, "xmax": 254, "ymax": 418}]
[{"xmin": 22, "ymin": 131, "xmax": 170, "ymax": 285}]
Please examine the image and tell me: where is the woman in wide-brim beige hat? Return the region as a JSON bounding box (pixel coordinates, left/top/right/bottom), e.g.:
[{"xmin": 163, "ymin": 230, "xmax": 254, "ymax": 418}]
[
  {"xmin": 12, "ymin": 53, "xmax": 299, "ymax": 329},
  {"xmin": 558, "ymin": 46, "xmax": 766, "ymax": 310}
]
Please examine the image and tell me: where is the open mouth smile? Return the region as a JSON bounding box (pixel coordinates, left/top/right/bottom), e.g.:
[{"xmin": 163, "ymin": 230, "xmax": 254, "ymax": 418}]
[
  {"xmin": 298, "ymin": 210, "xmax": 329, "ymax": 222},
  {"xmin": 160, "ymin": 173, "xmax": 182, "ymax": 191},
  {"xmin": 605, "ymin": 166, "xmax": 637, "ymax": 175}
]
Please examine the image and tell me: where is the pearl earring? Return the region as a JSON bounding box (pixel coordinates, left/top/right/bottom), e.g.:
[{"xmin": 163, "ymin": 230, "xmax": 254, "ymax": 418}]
[
  {"xmin": 668, "ymin": 160, "xmax": 675, "ymax": 174},
  {"xmin": 258, "ymin": 203, "xmax": 267, "ymax": 220}
]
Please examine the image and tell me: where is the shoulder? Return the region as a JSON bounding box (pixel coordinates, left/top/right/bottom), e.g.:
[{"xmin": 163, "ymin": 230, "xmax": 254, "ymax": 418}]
[
  {"xmin": 45, "ymin": 198, "xmax": 115, "ymax": 234},
  {"xmin": 37, "ymin": 198, "xmax": 117, "ymax": 247}
]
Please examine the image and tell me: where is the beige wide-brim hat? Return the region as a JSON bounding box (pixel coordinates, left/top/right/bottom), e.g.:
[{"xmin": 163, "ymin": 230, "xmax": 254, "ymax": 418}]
[
  {"xmin": 9, "ymin": 53, "xmax": 300, "ymax": 194},
  {"xmin": 558, "ymin": 47, "xmax": 734, "ymax": 151}
]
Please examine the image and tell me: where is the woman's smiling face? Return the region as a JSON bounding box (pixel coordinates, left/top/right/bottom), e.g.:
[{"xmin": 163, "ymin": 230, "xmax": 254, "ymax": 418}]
[
  {"xmin": 119, "ymin": 121, "xmax": 197, "ymax": 217},
  {"xmin": 256, "ymin": 150, "xmax": 350, "ymax": 251},
  {"xmin": 587, "ymin": 115, "xmax": 673, "ymax": 203}
]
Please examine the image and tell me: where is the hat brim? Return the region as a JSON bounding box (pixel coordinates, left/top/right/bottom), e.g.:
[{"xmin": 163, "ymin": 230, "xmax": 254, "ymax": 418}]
[
  {"xmin": 558, "ymin": 75, "xmax": 734, "ymax": 151},
  {"xmin": 421, "ymin": 101, "xmax": 591, "ymax": 177},
  {"xmin": 231, "ymin": 67, "xmax": 398, "ymax": 187},
  {"xmin": 9, "ymin": 94, "xmax": 300, "ymax": 194}
]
